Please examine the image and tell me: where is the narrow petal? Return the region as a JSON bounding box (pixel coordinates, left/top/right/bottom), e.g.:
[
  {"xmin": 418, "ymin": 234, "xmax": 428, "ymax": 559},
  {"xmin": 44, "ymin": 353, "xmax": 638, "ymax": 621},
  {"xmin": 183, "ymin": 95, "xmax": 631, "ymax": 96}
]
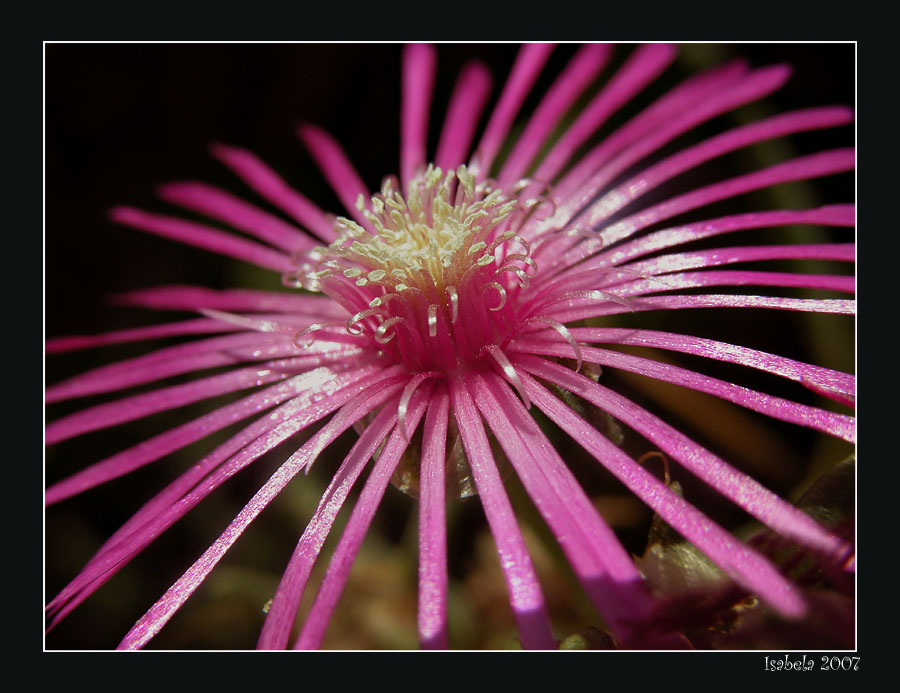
[
  {"xmin": 449, "ymin": 378, "xmax": 557, "ymax": 650},
  {"xmin": 114, "ymin": 285, "xmax": 347, "ymax": 316},
  {"xmin": 401, "ymin": 43, "xmax": 437, "ymax": 188},
  {"xmin": 116, "ymin": 369, "xmax": 408, "ymax": 649},
  {"xmin": 553, "ymin": 58, "xmax": 750, "ymax": 201},
  {"xmin": 473, "ymin": 372, "xmax": 679, "ymax": 646},
  {"xmin": 45, "ymin": 318, "xmax": 243, "ymax": 355},
  {"xmin": 470, "ymin": 43, "xmax": 554, "ymax": 178},
  {"xmin": 158, "ymin": 181, "xmax": 314, "ymax": 253},
  {"xmin": 417, "ymin": 384, "xmax": 450, "ymax": 649},
  {"xmin": 297, "ymin": 124, "xmax": 372, "ymax": 229},
  {"xmin": 598, "ymin": 205, "xmax": 855, "ymax": 269},
  {"xmin": 498, "ymin": 44, "xmax": 612, "ymax": 185},
  {"xmin": 293, "ymin": 383, "xmax": 433, "ymax": 649},
  {"xmin": 546, "ymin": 293, "xmax": 855, "ymax": 325},
  {"xmin": 46, "ymin": 363, "xmax": 375, "ymax": 505},
  {"xmin": 593, "ymin": 148, "xmax": 855, "ymax": 247},
  {"xmin": 46, "ymin": 357, "xmax": 302, "ymax": 445},
  {"xmin": 48, "ymin": 364, "xmax": 395, "ymax": 628},
  {"xmin": 515, "ymin": 355, "xmax": 851, "ymax": 559},
  {"xmin": 46, "ymin": 333, "xmax": 299, "ymax": 402},
  {"xmin": 435, "ymin": 62, "xmax": 492, "ymax": 173},
  {"xmin": 540, "ymin": 205, "xmax": 855, "ymax": 285},
  {"xmin": 554, "ymin": 65, "xmax": 794, "ymax": 222},
  {"xmin": 258, "ymin": 395, "xmax": 404, "ymax": 649},
  {"xmin": 211, "ymin": 142, "xmax": 337, "ymax": 243},
  {"xmin": 617, "ymin": 269, "xmax": 854, "ymax": 295},
  {"xmin": 582, "ymin": 106, "xmax": 853, "ymax": 226},
  {"xmin": 511, "ymin": 340, "xmax": 856, "ymax": 442},
  {"xmin": 569, "ymin": 326, "xmax": 855, "ymax": 401},
  {"xmin": 532, "ymin": 43, "xmax": 676, "ymax": 183},
  {"xmin": 109, "ymin": 207, "xmax": 294, "ymax": 273},
  {"xmin": 519, "ymin": 369, "xmax": 808, "ymax": 618}
]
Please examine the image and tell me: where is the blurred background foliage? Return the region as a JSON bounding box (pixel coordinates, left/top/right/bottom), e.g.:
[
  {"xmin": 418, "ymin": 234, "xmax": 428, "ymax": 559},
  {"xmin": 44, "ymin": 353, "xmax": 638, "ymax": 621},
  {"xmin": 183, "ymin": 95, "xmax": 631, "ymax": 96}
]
[{"xmin": 45, "ymin": 43, "xmax": 854, "ymax": 649}]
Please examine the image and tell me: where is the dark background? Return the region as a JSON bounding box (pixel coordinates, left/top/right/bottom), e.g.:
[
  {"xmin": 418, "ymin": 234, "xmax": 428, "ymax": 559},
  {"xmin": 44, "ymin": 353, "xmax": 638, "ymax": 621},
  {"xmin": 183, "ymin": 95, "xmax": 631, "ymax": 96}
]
[{"xmin": 44, "ymin": 43, "xmax": 855, "ymax": 650}]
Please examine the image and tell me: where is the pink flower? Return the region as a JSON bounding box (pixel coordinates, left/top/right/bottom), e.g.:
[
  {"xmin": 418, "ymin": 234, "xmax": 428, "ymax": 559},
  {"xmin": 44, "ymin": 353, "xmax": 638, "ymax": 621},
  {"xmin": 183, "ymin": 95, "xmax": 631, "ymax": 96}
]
[{"xmin": 45, "ymin": 44, "xmax": 855, "ymax": 650}]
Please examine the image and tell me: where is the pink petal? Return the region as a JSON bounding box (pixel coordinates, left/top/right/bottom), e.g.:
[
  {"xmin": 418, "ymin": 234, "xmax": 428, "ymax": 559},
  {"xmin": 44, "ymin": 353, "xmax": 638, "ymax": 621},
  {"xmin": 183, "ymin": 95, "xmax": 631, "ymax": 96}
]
[
  {"xmin": 296, "ymin": 123, "xmax": 373, "ymax": 229},
  {"xmin": 258, "ymin": 395, "xmax": 404, "ymax": 649},
  {"xmin": 46, "ymin": 357, "xmax": 303, "ymax": 445},
  {"xmin": 113, "ymin": 285, "xmax": 347, "ymax": 316},
  {"xmin": 512, "ymin": 340, "xmax": 855, "ymax": 442},
  {"xmin": 109, "ymin": 206, "xmax": 294, "ymax": 273},
  {"xmin": 553, "ymin": 58, "xmax": 749, "ymax": 201},
  {"xmin": 449, "ymin": 378, "xmax": 557, "ymax": 650},
  {"xmin": 416, "ymin": 384, "xmax": 450, "ymax": 649},
  {"xmin": 532, "ymin": 43, "xmax": 675, "ymax": 183},
  {"xmin": 435, "ymin": 62, "xmax": 492, "ymax": 173},
  {"xmin": 115, "ymin": 368, "xmax": 409, "ymax": 649},
  {"xmin": 401, "ymin": 43, "xmax": 437, "ymax": 188},
  {"xmin": 569, "ymin": 326, "xmax": 855, "ymax": 402},
  {"xmin": 158, "ymin": 181, "xmax": 314, "ymax": 253},
  {"xmin": 469, "ymin": 43, "xmax": 554, "ymax": 179},
  {"xmin": 498, "ymin": 43, "xmax": 612, "ymax": 186},
  {"xmin": 46, "ymin": 363, "xmax": 374, "ymax": 505},
  {"xmin": 593, "ymin": 148, "xmax": 855, "ymax": 247},
  {"xmin": 473, "ymin": 372, "xmax": 682, "ymax": 646},
  {"xmin": 515, "ymin": 354, "xmax": 852, "ymax": 560},
  {"xmin": 46, "ymin": 333, "xmax": 299, "ymax": 402},
  {"xmin": 211, "ymin": 142, "xmax": 337, "ymax": 243},
  {"xmin": 519, "ymin": 368, "xmax": 808, "ymax": 618},
  {"xmin": 582, "ymin": 106, "xmax": 853, "ymax": 227},
  {"xmin": 292, "ymin": 383, "xmax": 434, "ymax": 649},
  {"xmin": 48, "ymin": 364, "xmax": 393, "ymax": 628},
  {"xmin": 45, "ymin": 317, "xmax": 243, "ymax": 355}
]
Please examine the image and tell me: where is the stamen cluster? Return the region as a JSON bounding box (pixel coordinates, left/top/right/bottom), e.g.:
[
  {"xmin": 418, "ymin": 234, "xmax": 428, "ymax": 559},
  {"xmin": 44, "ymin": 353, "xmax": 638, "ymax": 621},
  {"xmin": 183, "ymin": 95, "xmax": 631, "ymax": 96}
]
[{"xmin": 287, "ymin": 165, "xmax": 542, "ymax": 373}]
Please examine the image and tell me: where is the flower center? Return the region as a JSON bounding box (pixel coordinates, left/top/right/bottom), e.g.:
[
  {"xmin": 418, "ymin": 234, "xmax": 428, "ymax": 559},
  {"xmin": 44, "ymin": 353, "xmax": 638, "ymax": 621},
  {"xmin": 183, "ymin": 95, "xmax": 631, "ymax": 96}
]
[{"xmin": 288, "ymin": 165, "xmax": 545, "ymax": 374}]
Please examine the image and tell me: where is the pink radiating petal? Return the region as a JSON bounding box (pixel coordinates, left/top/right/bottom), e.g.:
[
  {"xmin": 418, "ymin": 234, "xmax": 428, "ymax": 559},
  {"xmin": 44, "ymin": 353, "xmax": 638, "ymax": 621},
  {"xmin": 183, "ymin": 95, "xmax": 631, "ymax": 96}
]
[
  {"xmin": 45, "ymin": 317, "xmax": 243, "ymax": 355},
  {"xmin": 116, "ymin": 369, "xmax": 408, "ymax": 649},
  {"xmin": 473, "ymin": 372, "xmax": 681, "ymax": 647},
  {"xmin": 449, "ymin": 378, "xmax": 557, "ymax": 650},
  {"xmin": 114, "ymin": 285, "xmax": 347, "ymax": 316},
  {"xmin": 45, "ymin": 334, "xmax": 298, "ymax": 403},
  {"xmin": 110, "ymin": 207, "xmax": 295, "ymax": 273},
  {"xmin": 297, "ymin": 124, "xmax": 373, "ymax": 229},
  {"xmin": 417, "ymin": 384, "xmax": 450, "ymax": 649},
  {"xmin": 553, "ymin": 59, "xmax": 749, "ymax": 201},
  {"xmin": 619, "ymin": 243, "xmax": 856, "ymax": 278},
  {"xmin": 514, "ymin": 340, "xmax": 856, "ymax": 442},
  {"xmin": 401, "ymin": 43, "xmax": 437, "ymax": 188},
  {"xmin": 598, "ymin": 205, "xmax": 855, "ymax": 268},
  {"xmin": 617, "ymin": 269, "xmax": 854, "ymax": 295},
  {"xmin": 569, "ymin": 326, "xmax": 855, "ymax": 401},
  {"xmin": 547, "ymin": 293, "xmax": 855, "ymax": 326},
  {"xmin": 48, "ymin": 364, "xmax": 391, "ymax": 628},
  {"xmin": 46, "ymin": 357, "xmax": 303, "ymax": 445},
  {"xmin": 581, "ymin": 106, "xmax": 853, "ymax": 227},
  {"xmin": 516, "ymin": 355, "xmax": 849, "ymax": 560},
  {"xmin": 158, "ymin": 181, "xmax": 314, "ymax": 253},
  {"xmin": 257, "ymin": 398, "xmax": 403, "ymax": 649},
  {"xmin": 498, "ymin": 43, "xmax": 612, "ymax": 186},
  {"xmin": 593, "ymin": 148, "xmax": 856, "ymax": 247},
  {"xmin": 46, "ymin": 364, "xmax": 372, "ymax": 505},
  {"xmin": 538, "ymin": 205, "xmax": 855, "ymax": 286},
  {"xmin": 519, "ymin": 369, "xmax": 808, "ymax": 618},
  {"xmin": 533, "ymin": 43, "xmax": 675, "ymax": 183},
  {"xmin": 435, "ymin": 62, "xmax": 492, "ymax": 173},
  {"xmin": 469, "ymin": 43, "xmax": 554, "ymax": 179},
  {"xmin": 292, "ymin": 384, "xmax": 433, "ymax": 649},
  {"xmin": 211, "ymin": 143, "xmax": 337, "ymax": 243}
]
